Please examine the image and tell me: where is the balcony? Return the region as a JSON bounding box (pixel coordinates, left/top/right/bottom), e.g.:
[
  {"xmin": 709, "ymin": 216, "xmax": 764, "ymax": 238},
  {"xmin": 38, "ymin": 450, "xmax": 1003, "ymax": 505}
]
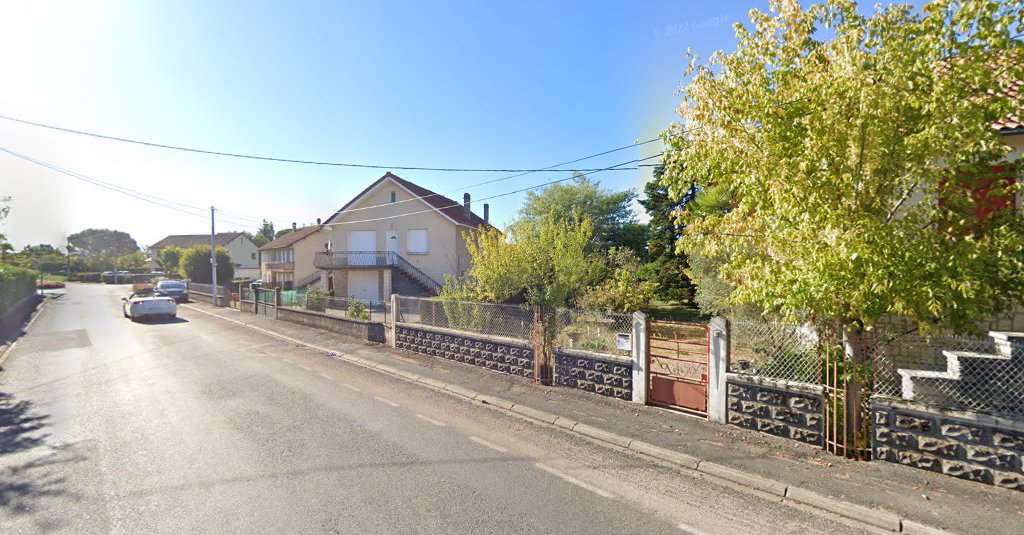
[
  {"xmin": 263, "ymin": 261, "xmax": 295, "ymax": 271},
  {"xmin": 314, "ymin": 251, "xmax": 442, "ymax": 293}
]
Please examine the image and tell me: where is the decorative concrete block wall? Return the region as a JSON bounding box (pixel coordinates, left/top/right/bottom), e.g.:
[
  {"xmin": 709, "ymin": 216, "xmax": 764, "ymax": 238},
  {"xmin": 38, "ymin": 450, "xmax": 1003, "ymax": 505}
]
[
  {"xmin": 873, "ymin": 399, "xmax": 1024, "ymax": 491},
  {"xmin": 726, "ymin": 374, "xmax": 824, "ymax": 446},
  {"xmin": 554, "ymin": 348, "xmax": 632, "ymax": 400},
  {"xmin": 395, "ymin": 324, "xmax": 534, "ymax": 379}
]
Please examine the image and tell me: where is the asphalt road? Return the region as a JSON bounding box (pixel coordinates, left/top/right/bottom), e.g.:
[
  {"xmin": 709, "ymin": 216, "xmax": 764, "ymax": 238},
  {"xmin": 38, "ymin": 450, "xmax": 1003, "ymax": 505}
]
[{"xmin": 0, "ymin": 284, "xmax": 879, "ymax": 534}]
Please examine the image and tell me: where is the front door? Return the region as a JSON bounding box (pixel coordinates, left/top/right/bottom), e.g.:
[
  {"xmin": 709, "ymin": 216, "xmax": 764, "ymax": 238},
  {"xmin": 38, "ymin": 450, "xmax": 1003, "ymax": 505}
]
[{"xmin": 386, "ymin": 230, "xmax": 399, "ymax": 261}]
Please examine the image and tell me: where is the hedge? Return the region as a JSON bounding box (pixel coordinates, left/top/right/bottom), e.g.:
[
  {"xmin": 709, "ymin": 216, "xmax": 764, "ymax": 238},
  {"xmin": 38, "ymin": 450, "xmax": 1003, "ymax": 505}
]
[{"xmin": 0, "ymin": 265, "xmax": 39, "ymax": 317}]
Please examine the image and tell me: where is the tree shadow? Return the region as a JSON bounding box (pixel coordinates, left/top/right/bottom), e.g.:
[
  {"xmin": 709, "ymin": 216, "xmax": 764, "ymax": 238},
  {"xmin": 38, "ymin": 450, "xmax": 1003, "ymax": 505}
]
[{"xmin": 0, "ymin": 392, "xmax": 80, "ymax": 515}]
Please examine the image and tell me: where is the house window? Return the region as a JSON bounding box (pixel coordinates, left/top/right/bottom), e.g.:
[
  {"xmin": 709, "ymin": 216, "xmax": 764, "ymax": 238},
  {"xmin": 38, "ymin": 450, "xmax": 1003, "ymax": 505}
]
[
  {"xmin": 390, "ymin": 191, "xmax": 397, "ymax": 203},
  {"xmin": 251, "ymin": 252, "xmax": 256, "ymax": 260},
  {"xmin": 408, "ymin": 229, "xmax": 428, "ymax": 254}
]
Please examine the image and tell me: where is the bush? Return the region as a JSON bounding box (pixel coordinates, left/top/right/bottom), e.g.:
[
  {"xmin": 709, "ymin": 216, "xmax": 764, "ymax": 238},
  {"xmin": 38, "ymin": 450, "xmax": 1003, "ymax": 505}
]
[
  {"xmin": 0, "ymin": 265, "xmax": 38, "ymax": 316},
  {"xmin": 70, "ymin": 272, "xmax": 102, "ymax": 283},
  {"xmin": 36, "ymin": 281, "xmax": 66, "ymax": 290},
  {"xmin": 347, "ymin": 298, "xmax": 370, "ymax": 320},
  {"xmin": 305, "ymin": 288, "xmax": 329, "ymax": 312},
  {"xmin": 179, "ymin": 245, "xmax": 234, "ymax": 284}
]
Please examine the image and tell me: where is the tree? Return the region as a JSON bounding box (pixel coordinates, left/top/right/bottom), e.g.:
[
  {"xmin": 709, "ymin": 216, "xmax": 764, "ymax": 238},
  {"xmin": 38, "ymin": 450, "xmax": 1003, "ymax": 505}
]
[
  {"xmin": 517, "ymin": 173, "xmax": 640, "ymax": 252},
  {"xmin": 179, "ymin": 245, "xmax": 234, "ymax": 284},
  {"xmin": 67, "ymin": 229, "xmax": 139, "ymax": 271},
  {"xmin": 577, "ymin": 247, "xmax": 659, "ymax": 312},
  {"xmin": 0, "ymin": 196, "xmax": 13, "ymax": 262},
  {"xmin": 252, "ymin": 220, "xmax": 275, "ymax": 247},
  {"xmin": 274, "ymin": 228, "xmax": 293, "ymax": 239},
  {"xmin": 445, "ymin": 216, "xmax": 603, "ymax": 383},
  {"xmin": 661, "ymin": 0, "xmax": 1024, "ymax": 335},
  {"xmin": 157, "ymin": 246, "xmax": 184, "ymax": 275},
  {"xmin": 639, "ymin": 165, "xmax": 697, "ymax": 304}
]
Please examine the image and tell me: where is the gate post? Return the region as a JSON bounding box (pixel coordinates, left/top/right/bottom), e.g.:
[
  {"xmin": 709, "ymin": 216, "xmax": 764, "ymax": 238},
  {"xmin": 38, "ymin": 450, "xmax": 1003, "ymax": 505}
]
[
  {"xmin": 389, "ymin": 293, "xmax": 400, "ymax": 348},
  {"xmin": 707, "ymin": 316, "xmax": 730, "ymax": 423},
  {"xmin": 631, "ymin": 311, "xmax": 648, "ymax": 404},
  {"xmin": 274, "ymin": 287, "xmax": 282, "ymax": 307}
]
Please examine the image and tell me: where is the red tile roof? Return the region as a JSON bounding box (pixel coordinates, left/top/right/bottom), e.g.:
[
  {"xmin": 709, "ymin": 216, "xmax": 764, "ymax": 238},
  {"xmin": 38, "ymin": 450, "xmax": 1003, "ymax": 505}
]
[
  {"xmin": 993, "ymin": 78, "xmax": 1023, "ymax": 133},
  {"xmin": 324, "ymin": 172, "xmax": 488, "ymax": 228},
  {"xmin": 259, "ymin": 225, "xmax": 323, "ymax": 251}
]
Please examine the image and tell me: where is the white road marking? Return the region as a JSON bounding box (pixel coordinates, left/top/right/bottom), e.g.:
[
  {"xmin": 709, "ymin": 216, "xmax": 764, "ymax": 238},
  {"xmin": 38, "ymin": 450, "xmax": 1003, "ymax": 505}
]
[
  {"xmin": 415, "ymin": 414, "xmax": 446, "ymax": 427},
  {"xmin": 534, "ymin": 463, "xmax": 613, "ymax": 498},
  {"xmin": 469, "ymin": 436, "xmax": 507, "ymax": 453},
  {"xmin": 298, "ymin": 364, "xmax": 313, "ymax": 371},
  {"xmin": 374, "ymin": 396, "xmax": 399, "ymax": 407},
  {"xmin": 676, "ymin": 522, "xmax": 710, "ymax": 535},
  {"xmin": 318, "ymin": 372, "xmax": 333, "ymax": 380},
  {"xmin": 283, "ymin": 359, "xmax": 294, "ymax": 364},
  {"xmin": 341, "ymin": 383, "xmax": 361, "ymax": 392}
]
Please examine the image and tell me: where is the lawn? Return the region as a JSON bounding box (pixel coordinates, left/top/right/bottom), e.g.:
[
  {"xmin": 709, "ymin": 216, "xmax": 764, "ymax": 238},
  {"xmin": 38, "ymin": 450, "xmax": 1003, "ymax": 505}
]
[{"xmin": 641, "ymin": 301, "xmax": 709, "ymax": 323}]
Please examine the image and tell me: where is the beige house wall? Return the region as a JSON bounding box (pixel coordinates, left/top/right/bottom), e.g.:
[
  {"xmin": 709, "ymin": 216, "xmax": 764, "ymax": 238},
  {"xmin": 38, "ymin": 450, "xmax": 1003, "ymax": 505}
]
[
  {"xmin": 327, "ymin": 180, "xmax": 471, "ymax": 286},
  {"xmin": 224, "ymin": 235, "xmax": 259, "ymax": 271}
]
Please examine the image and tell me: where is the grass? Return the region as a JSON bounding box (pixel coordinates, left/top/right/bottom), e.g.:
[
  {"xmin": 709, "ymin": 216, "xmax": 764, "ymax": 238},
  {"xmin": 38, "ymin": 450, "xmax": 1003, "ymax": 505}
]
[
  {"xmin": 39, "ymin": 273, "xmax": 68, "ymax": 283},
  {"xmin": 642, "ymin": 301, "xmax": 709, "ymax": 322}
]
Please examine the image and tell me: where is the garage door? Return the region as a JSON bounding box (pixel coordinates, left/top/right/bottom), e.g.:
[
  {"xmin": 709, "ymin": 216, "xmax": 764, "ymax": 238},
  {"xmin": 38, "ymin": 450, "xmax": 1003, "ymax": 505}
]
[
  {"xmin": 348, "ymin": 230, "xmax": 376, "ymax": 266},
  {"xmin": 348, "ymin": 271, "xmax": 380, "ymax": 302}
]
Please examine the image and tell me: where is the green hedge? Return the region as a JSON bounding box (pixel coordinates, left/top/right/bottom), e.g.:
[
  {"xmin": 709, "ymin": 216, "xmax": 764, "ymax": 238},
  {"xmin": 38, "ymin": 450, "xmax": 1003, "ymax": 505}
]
[{"xmin": 0, "ymin": 265, "xmax": 39, "ymax": 317}]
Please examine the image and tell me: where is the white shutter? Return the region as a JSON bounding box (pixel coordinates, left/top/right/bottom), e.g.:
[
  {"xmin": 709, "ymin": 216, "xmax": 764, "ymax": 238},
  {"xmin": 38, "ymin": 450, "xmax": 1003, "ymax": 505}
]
[{"xmin": 407, "ymin": 229, "xmax": 428, "ymax": 254}]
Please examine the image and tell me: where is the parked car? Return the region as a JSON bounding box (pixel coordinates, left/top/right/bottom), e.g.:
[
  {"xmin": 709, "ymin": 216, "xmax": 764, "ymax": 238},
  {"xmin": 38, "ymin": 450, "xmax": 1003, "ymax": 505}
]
[
  {"xmin": 154, "ymin": 280, "xmax": 189, "ymax": 303},
  {"xmin": 122, "ymin": 290, "xmax": 177, "ymax": 321}
]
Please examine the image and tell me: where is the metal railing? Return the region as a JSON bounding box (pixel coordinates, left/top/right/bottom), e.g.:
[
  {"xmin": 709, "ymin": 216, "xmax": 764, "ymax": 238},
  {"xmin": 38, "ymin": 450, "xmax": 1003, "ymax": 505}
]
[
  {"xmin": 283, "ymin": 292, "xmax": 388, "ymax": 323},
  {"xmin": 263, "ymin": 261, "xmax": 295, "ymax": 271},
  {"xmin": 314, "ymin": 251, "xmax": 442, "ymax": 292},
  {"xmin": 398, "ymin": 296, "xmax": 533, "ymax": 342}
]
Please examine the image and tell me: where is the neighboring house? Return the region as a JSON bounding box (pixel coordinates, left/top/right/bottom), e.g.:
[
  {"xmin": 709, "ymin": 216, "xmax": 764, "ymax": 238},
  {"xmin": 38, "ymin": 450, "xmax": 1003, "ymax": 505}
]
[
  {"xmin": 316, "ymin": 172, "xmax": 490, "ymax": 302},
  {"xmin": 150, "ymin": 232, "xmax": 260, "ymax": 280},
  {"xmin": 259, "ymin": 223, "xmax": 327, "ymax": 290}
]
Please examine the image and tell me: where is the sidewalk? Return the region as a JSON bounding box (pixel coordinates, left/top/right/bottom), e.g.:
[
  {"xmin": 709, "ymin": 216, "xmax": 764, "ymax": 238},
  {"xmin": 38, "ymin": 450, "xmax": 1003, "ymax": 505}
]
[{"xmin": 187, "ymin": 302, "xmax": 1023, "ymax": 535}]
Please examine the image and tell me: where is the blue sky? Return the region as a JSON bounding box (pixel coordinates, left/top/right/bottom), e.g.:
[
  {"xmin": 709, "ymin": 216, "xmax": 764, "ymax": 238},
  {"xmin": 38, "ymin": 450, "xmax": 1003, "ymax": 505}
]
[{"xmin": 0, "ymin": 1, "xmax": 894, "ymax": 248}]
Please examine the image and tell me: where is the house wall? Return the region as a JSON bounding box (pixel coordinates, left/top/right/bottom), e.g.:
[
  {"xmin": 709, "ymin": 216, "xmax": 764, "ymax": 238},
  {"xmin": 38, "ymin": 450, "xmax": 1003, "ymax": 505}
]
[
  {"xmin": 294, "ymin": 228, "xmax": 327, "ymax": 287},
  {"xmin": 327, "ymin": 180, "xmax": 466, "ymax": 286},
  {"xmin": 225, "ymin": 235, "xmax": 259, "ymax": 271}
]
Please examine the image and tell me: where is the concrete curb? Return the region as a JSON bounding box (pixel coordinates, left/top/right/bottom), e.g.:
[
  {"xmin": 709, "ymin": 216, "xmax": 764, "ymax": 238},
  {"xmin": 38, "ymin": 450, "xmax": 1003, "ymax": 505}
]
[
  {"xmin": 185, "ymin": 304, "xmax": 958, "ymax": 535},
  {"xmin": 0, "ymin": 296, "xmax": 49, "ymax": 371}
]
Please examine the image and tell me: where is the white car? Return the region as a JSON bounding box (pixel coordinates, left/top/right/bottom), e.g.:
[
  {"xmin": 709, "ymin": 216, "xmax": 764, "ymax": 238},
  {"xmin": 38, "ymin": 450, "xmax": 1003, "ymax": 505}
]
[{"xmin": 122, "ymin": 291, "xmax": 178, "ymax": 321}]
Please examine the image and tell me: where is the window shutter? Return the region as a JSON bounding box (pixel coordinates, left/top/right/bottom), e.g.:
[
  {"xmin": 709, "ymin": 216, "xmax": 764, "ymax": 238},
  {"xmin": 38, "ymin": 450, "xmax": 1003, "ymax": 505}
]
[{"xmin": 408, "ymin": 229, "xmax": 428, "ymax": 253}]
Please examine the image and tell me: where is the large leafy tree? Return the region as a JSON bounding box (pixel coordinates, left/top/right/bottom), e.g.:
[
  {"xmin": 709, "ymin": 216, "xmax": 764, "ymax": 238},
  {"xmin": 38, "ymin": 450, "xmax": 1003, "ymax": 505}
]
[
  {"xmin": 662, "ymin": 0, "xmax": 1024, "ymax": 334},
  {"xmin": 179, "ymin": 245, "xmax": 234, "ymax": 284},
  {"xmin": 251, "ymin": 220, "xmax": 275, "ymax": 247},
  {"xmin": 67, "ymin": 229, "xmax": 139, "ymax": 271},
  {"xmin": 518, "ymin": 173, "xmax": 641, "ymax": 252},
  {"xmin": 639, "ymin": 165, "xmax": 697, "ymax": 304}
]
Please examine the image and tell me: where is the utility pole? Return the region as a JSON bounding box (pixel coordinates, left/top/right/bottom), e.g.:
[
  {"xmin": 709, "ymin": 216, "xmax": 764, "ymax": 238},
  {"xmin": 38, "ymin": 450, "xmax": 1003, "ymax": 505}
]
[{"xmin": 210, "ymin": 206, "xmax": 218, "ymax": 306}]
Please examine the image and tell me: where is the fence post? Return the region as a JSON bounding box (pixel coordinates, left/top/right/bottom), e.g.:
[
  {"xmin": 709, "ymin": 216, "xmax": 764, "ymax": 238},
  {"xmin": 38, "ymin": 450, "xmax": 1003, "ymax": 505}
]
[
  {"xmin": 532, "ymin": 305, "xmax": 554, "ymax": 386},
  {"xmin": 631, "ymin": 311, "xmax": 648, "ymax": 404},
  {"xmin": 274, "ymin": 287, "xmax": 282, "ymax": 307},
  {"xmin": 708, "ymin": 316, "xmax": 730, "ymax": 423},
  {"xmin": 389, "ymin": 293, "xmax": 400, "ymax": 348}
]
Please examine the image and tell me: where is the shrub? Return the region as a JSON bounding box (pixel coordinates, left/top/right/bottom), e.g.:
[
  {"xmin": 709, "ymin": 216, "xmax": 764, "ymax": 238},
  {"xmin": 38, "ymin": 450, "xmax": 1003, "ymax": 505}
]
[
  {"xmin": 305, "ymin": 288, "xmax": 329, "ymax": 312},
  {"xmin": 347, "ymin": 298, "xmax": 370, "ymax": 320},
  {"xmin": 179, "ymin": 246, "xmax": 234, "ymax": 284},
  {"xmin": 0, "ymin": 265, "xmax": 38, "ymax": 316},
  {"xmin": 36, "ymin": 281, "xmax": 66, "ymax": 290}
]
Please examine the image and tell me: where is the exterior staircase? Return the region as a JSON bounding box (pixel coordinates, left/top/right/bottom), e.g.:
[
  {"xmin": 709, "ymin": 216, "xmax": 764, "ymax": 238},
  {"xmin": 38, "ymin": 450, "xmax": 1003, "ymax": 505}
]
[
  {"xmin": 313, "ymin": 251, "xmax": 443, "ymax": 296},
  {"xmin": 295, "ymin": 270, "xmax": 323, "ymax": 289},
  {"xmin": 899, "ymin": 331, "xmax": 1024, "ymax": 416}
]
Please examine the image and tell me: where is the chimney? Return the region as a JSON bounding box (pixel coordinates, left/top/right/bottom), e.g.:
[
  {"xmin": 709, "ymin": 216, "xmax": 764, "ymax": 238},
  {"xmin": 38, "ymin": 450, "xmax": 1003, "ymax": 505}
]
[
  {"xmin": 292, "ymin": 222, "xmax": 297, "ymax": 231},
  {"xmin": 483, "ymin": 203, "xmax": 489, "ymax": 224},
  {"xmin": 316, "ymin": 217, "xmax": 321, "ymax": 225},
  {"xmin": 463, "ymin": 193, "xmax": 471, "ymax": 219}
]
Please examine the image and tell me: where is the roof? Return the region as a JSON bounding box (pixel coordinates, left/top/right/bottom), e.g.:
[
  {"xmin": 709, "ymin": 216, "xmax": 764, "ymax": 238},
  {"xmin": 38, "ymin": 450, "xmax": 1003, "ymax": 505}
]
[
  {"xmin": 324, "ymin": 172, "xmax": 489, "ymax": 228},
  {"xmin": 151, "ymin": 232, "xmax": 248, "ymax": 250},
  {"xmin": 992, "ymin": 77, "xmax": 1023, "ymax": 133},
  {"xmin": 259, "ymin": 225, "xmax": 323, "ymax": 251}
]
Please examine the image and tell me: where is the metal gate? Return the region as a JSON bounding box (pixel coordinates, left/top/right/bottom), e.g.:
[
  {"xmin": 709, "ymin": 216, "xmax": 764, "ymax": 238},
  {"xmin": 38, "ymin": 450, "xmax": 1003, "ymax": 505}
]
[
  {"xmin": 647, "ymin": 320, "xmax": 710, "ymax": 417},
  {"xmin": 256, "ymin": 289, "xmax": 277, "ymax": 319}
]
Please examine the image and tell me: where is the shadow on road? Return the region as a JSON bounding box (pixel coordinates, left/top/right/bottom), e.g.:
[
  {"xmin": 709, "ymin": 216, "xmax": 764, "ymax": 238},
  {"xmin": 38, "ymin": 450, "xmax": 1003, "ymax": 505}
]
[
  {"xmin": 0, "ymin": 392, "xmax": 80, "ymax": 512},
  {"xmin": 132, "ymin": 317, "xmax": 190, "ymax": 326}
]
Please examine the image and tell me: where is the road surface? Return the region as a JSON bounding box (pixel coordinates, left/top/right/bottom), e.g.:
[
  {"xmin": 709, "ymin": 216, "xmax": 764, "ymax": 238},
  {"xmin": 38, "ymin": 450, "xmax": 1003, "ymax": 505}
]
[{"xmin": 0, "ymin": 284, "xmax": 878, "ymax": 534}]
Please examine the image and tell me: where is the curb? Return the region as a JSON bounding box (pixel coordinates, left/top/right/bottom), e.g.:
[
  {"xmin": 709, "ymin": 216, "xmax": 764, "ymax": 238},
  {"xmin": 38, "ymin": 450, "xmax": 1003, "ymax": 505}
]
[
  {"xmin": 184, "ymin": 304, "xmax": 958, "ymax": 535},
  {"xmin": 0, "ymin": 296, "xmax": 49, "ymax": 371}
]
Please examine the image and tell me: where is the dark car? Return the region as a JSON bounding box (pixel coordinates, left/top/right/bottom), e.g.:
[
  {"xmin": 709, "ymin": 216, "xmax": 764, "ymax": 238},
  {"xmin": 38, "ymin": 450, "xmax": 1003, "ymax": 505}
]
[{"xmin": 154, "ymin": 280, "xmax": 189, "ymax": 303}]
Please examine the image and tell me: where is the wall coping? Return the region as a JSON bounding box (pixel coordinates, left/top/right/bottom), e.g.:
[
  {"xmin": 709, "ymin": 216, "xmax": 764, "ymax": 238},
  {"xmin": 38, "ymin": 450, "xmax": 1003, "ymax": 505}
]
[
  {"xmin": 726, "ymin": 372, "xmax": 824, "ymax": 397},
  {"xmin": 554, "ymin": 345, "xmax": 632, "ymax": 365},
  {"xmin": 873, "ymin": 396, "xmax": 1024, "ymax": 432},
  {"xmin": 396, "ymin": 321, "xmax": 532, "ymax": 349}
]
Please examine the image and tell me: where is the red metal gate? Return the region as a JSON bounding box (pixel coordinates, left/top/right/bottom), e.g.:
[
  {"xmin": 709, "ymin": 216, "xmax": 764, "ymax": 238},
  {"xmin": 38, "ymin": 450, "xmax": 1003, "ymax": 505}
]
[{"xmin": 647, "ymin": 320, "xmax": 710, "ymax": 417}]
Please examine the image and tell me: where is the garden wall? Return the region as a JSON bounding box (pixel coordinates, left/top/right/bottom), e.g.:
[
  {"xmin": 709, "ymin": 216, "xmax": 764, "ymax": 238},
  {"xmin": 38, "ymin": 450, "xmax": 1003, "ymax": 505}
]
[
  {"xmin": 278, "ymin": 307, "xmax": 384, "ymax": 344},
  {"xmin": 873, "ymin": 398, "xmax": 1024, "ymax": 492},
  {"xmin": 395, "ymin": 323, "xmax": 534, "ymax": 379},
  {"xmin": 554, "ymin": 348, "xmax": 632, "ymax": 400},
  {"xmin": 726, "ymin": 373, "xmax": 825, "ymax": 447}
]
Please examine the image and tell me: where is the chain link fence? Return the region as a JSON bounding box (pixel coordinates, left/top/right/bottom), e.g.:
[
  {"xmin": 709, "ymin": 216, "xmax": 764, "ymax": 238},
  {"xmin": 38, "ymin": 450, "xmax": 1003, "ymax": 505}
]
[
  {"xmin": 729, "ymin": 320, "xmax": 822, "ymax": 384},
  {"xmin": 396, "ymin": 296, "xmax": 533, "ymax": 342},
  {"xmin": 280, "ymin": 292, "xmax": 388, "ymax": 323},
  {"xmin": 553, "ymin": 308, "xmax": 632, "ymax": 357},
  {"xmin": 869, "ymin": 332, "xmax": 1024, "ymax": 419}
]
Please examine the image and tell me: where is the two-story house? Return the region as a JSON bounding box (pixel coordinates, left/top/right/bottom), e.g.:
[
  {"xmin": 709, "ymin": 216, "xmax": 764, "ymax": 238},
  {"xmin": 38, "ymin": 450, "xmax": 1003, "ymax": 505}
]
[
  {"xmin": 150, "ymin": 232, "xmax": 260, "ymax": 279},
  {"xmin": 314, "ymin": 172, "xmax": 490, "ymax": 302},
  {"xmin": 258, "ymin": 223, "xmax": 327, "ymax": 289}
]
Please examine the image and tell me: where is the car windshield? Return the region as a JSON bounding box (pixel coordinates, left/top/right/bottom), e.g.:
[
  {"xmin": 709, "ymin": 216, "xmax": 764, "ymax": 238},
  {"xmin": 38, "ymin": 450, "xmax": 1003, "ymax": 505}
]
[{"xmin": 158, "ymin": 282, "xmax": 185, "ymax": 289}]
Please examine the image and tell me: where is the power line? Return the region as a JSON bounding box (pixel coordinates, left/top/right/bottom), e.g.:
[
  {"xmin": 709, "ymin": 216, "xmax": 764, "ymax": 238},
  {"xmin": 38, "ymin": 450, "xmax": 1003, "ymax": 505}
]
[
  {"xmin": 323, "ymin": 154, "xmax": 663, "ymax": 228},
  {"xmin": 0, "ymin": 146, "xmax": 259, "ymax": 229},
  {"xmin": 0, "ymin": 113, "xmax": 659, "ymax": 172}
]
